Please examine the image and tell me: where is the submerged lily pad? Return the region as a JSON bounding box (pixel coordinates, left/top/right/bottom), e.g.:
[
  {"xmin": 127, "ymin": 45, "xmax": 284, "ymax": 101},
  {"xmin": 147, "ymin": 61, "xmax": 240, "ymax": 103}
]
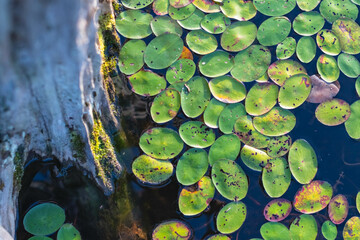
[
  {"xmin": 132, "ymin": 155, "xmax": 174, "ymax": 184},
  {"xmin": 151, "ymin": 16, "xmax": 183, "ymax": 37},
  {"xmin": 199, "ymin": 51, "xmax": 234, "ymax": 77},
  {"xmin": 345, "ymin": 100, "xmax": 360, "ymax": 139},
  {"xmin": 317, "ymin": 54, "xmax": 340, "ymax": 83},
  {"xmin": 153, "ymin": 0, "xmax": 169, "ymax": 15},
  {"xmin": 220, "ymin": 0, "xmax": 257, "ymax": 21},
  {"xmin": 192, "ymin": 0, "xmax": 220, "ymax": 13},
  {"xmin": 200, "ymin": 12, "xmax": 231, "ymax": 34},
  {"xmin": 211, "ymin": 159, "xmax": 248, "ymax": 201},
  {"xmin": 293, "ymin": 180, "xmax": 333, "ymax": 214},
  {"xmin": 264, "ymin": 198, "xmax": 292, "ymax": 222},
  {"xmin": 178, "ymin": 9, "xmax": 205, "ymax": 30},
  {"xmin": 23, "ymin": 203, "xmax": 65, "ymax": 236},
  {"xmin": 262, "ymin": 157, "xmax": 291, "ymax": 198},
  {"xmin": 166, "ymin": 58, "xmax": 196, "ymax": 84},
  {"xmin": 315, "ymin": 99, "xmax": 351, "ymax": 126},
  {"xmin": 253, "ymin": 0, "xmax": 296, "ymax": 16},
  {"xmin": 322, "ymin": 221, "xmax": 338, "ymax": 240},
  {"xmin": 337, "ymin": 53, "xmax": 360, "ymax": 78},
  {"xmin": 293, "ymin": 11, "xmax": 325, "ymax": 36},
  {"xmin": 221, "ymin": 21, "xmax": 257, "ymax": 52},
  {"xmin": 57, "ymin": 224, "xmax": 81, "ymax": 240},
  {"xmin": 316, "ymin": 30, "xmax": 341, "ymax": 56},
  {"xmin": 306, "ymin": 75, "xmax": 340, "ymax": 103},
  {"xmin": 115, "ymin": 10, "xmax": 153, "ymax": 39},
  {"xmin": 288, "ymin": 139, "xmax": 317, "ymax": 184},
  {"xmin": 319, "ymin": 0, "xmax": 358, "ymax": 23},
  {"xmin": 128, "ymin": 70, "xmax": 166, "ymax": 96},
  {"xmin": 328, "ymin": 194, "xmax": 349, "ymax": 225},
  {"xmin": 186, "ymin": 30, "xmax": 218, "ymax": 55},
  {"xmin": 152, "ymin": 220, "xmax": 192, "ymax": 240},
  {"xmin": 343, "ymin": 217, "xmax": 360, "ymax": 240},
  {"xmin": 121, "ymin": 0, "xmax": 154, "ymax": 9},
  {"xmin": 241, "ymin": 145, "xmax": 271, "ymax": 172},
  {"xmin": 268, "ymin": 59, "xmax": 307, "ymax": 86},
  {"xmin": 297, "ymin": 0, "xmax": 321, "ymax": 11},
  {"xmin": 209, "ymin": 76, "xmax": 246, "ymax": 103},
  {"xmin": 218, "ymin": 103, "xmax": 246, "ymax": 134},
  {"xmin": 151, "ymin": 89, "xmax": 181, "ymax": 123},
  {"xmin": 245, "ymin": 83, "xmax": 278, "ymax": 116},
  {"xmin": 139, "ymin": 128, "xmax": 184, "ymax": 159},
  {"xmin": 296, "ymin": 36, "xmax": 316, "ymax": 63},
  {"xmin": 267, "ymin": 135, "xmax": 291, "ymax": 158},
  {"xmin": 289, "ymin": 214, "xmax": 318, "ymax": 240},
  {"xmin": 179, "ymin": 176, "xmax": 215, "ymax": 216},
  {"xmin": 332, "ymin": 18, "xmax": 360, "ymax": 55},
  {"xmin": 276, "ymin": 37, "xmax": 296, "ymax": 60},
  {"xmin": 209, "ymin": 134, "xmax": 241, "ymax": 166},
  {"xmin": 204, "ymin": 98, "xmax": 227, "ymax": 128},
  {"xmin": 118, "ymin": 40, "xmax": 146, "ymax": 75},
  {"xmin": 260, "ymin": 222, "xmax": 291, "ymax": 240},
  {"xmin": 216, "ymin": 201, "xmax": 247, "ymax": 234},
  {"xmin": 257, "ymin": 17, "xmax": 291, "ymax": 47},
  {"xmin": 169, "ymin": 4, "xmax": 196, "ymax": 20},
  {"xmin": 179, "ymin": 121, "xmax": 215, "ymax": 148}
]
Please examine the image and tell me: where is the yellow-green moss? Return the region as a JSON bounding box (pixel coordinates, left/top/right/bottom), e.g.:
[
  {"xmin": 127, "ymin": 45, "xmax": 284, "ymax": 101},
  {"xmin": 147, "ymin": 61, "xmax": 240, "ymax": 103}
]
[
  {"xmin": 70, "ymin": 130, "xmax": 86, "ymax": 163},
  {"xmin": 112, "ymin": 1, "xmax": 122, "ymax": 16},
  {"xmin": 13, "ymin": 147, "xmax": 24, "ymax": 190}
]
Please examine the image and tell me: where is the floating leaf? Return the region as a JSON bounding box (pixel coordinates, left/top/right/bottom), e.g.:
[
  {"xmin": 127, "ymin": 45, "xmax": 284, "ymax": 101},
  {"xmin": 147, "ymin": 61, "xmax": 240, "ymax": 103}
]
[
  {"xmin": 317, "ymin": 54, "xmax": 340, "ymax": 83},
  {"xmin": 218, "ymin": 103, "xmax": 246, "ymax": 134},
  {"xmin": 257, "ymin": 17, "xmax": 291, "ymax": 46},
  {"xmin": 209, "ymin": 134, "xmax": 241, "ymax": 166},
  {"xmin": 200, "ymin": 12, "xmax": 231, "ymax": 34},
  {"xmin": 319, "ymin": 0, "xmax": 358, "ymax": 23},
  {"xmin": 262, "ymin": 157, "xmax": 291, "ymax": 198},
  {"xmin": 343, "ymin": 217, "xmax": 360, "ymax": 240},
  {"xmin": 322, "ymin": 220, "xmax": 338, "ymax": 240},
  {"xmin": 204, "ymin": 98, "xmax": 227, "ymax": 128},
  {"xmin": 192, "ymin": 0, "xmax": 220, "ymax": 13},
  {"xmin": 57, "ymin": 224, "xmax": 81, "ymax": 240},
  {"xmin": 328, "ymin": 194, "xmax": 349, "ymax": 225},
  {"xmin": 315, "ymin": 99, "xmax": 351, "ymax": 126},
  {"xmin": 118, "ymin": 40, "xmax": 146, "ymax": 75},
  {"xmin": 186, "ymin": 29, "xmax": 218, "ymax": 55},
  {"xmin": 209, "ymin": 76, "xmax": 246, "ymax": 103},
  {"xmin": 337, "ymin": 53, "xmax": 360, "ymax": 78},
  {"xmin": 240, "ymin": 145, "xmax": 271, "ymax": 172},
  {"xmin": 199, "ymin": 51, "xmax": 234, "ymax": 77},
  {"xmin": 268, "ymin": 59, "xmax": 307, "ymax": 86},
  {"xmin": 293, "ymin": 11, "xmax": 325, "ymax": 36},
  {"xmin": 152, "ymin": 220, "xmax": 192, "ymax": 240},
  {"xmin": 168, "ymin": 81, "xmax": 186, "ymax": 92},
  {"xmin": 178, "ymin": 9, "xmax": 205, "ymax": 30},
  {"xmin": 179, "ymin": 46, "xmax": 194, "ymax": 60},
  {"xmin": 253, "ymin": 0, "xmax": 296, "ymax": 16},
  {"xmin": 169, "ymin": 0, "xmax": 194, "ymax": 8},
  {"xmin": 276, "ymin": 37, "xmax": 296, "ymax": 60},
  {"xmin": 345, "ymin": 100, "xmax": 360, "ymax": 139},
  {"xmin": 206, "ymin": 234, "xmax": 231, "ymax": 240},
  {"xmin": 357, "ymin": 77, "xmax": 360, "ymax": 96},
  {"xmin": 316, "ymin": 30, "xmax": 341, "ymax": 56},
  {"xmin": 151, "ymin": 89, "xmax": 181, "ymax": 123},
  {"xmin": 166, "ymin": 59, "xmax": 196, "ymax": 84},
  {"xmin": 151, "ymin": 16, "xmax": 183, "ymax": 37},
  {"xmin": 220, "ymin": 0, "xmax": 257, "ymax": 21},
  {"xmin": 179, "ymin": 121, "xmax": 216, "ymax": 148},
  {"xmin": 115, "ymin": 10, "xmax": 153, "ymax": 39},
  {"xmin": 260, "ymin": 222, "xmax": 291, "ymax": 240},
  {"xmin": 28, "ymin": 237, "xmax": 53, "ymax": 240},
  {"xmin": 121, "ymin": 0, "xmax": 154, "ymax": 9},
  {"xmin": 289, "ymin": 214, "xmax": 318, "ymax": 240},
  {"xmin": 267, "ymin": 135, "xmax": 291, "ymax": 158},
  {"xmin": 153, "ymin": 0, "xmax": 169, "ymax": 15},
  {"xmin": 128, "ymin": 70, "xmax": 166, "ymax": 96},
  {"xmin": 306, "ymin": 75, "xmax": 340, "ymax": 103},
  {"xmin": 278, "ymin": 73, "xmax": 311, "ymax": 109},
  {"xmin": 257, "ymin": 72, "xmax": 269, "ymax": 83},
  {"xmin": 263, "ymin": 198, "xmax": 292, "ymax": 222},
  {"xmin": 332, "ymin": 18, "xmax": 360, "ymax": 55},
  {"xmin": 357, "ymin": 192, "xmax": 360, "ymax": 214},
  {"xmin": 169, "ymin": 4, "xmax": 196, "ymax": 20},
  {"xmin": 221, "ymin": 21, "xmax": 257, "ymax": 52},
  {"xmin": 176, "ymin": 148, "xmax": 208, "ymax": 185},
  {"xmin": 296, "ymin": 36, "xmax": 316, "ymax": 63},
  {"xmin": 216, "ymin": 201, "xmax": 247, "ymax": 234},
  {"xmin": 296, "ymin": 0, "xmax": 321, "ymax": 11},
  {"xmin": 245, "ymin": 83, "xmax": 278, "ymax": 116}
]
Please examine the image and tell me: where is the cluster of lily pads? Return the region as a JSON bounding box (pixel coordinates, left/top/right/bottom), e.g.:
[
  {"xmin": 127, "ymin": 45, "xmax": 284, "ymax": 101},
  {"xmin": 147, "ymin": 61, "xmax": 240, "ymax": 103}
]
[
  {"xmin": 115, "ymin": 0, "xmax": 360, "ymax": 238},
  {"xmin": 23, "ymin": 203, "xmax": 81, "ymax": 240}
]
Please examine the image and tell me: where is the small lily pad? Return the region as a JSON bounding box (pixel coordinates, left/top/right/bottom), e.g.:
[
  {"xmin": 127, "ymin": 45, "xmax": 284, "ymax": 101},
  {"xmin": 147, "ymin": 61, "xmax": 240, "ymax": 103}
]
[
  {"xmin": 132, "ymin": 155, "xmax": 174, "ymax": 184},
  {"xmin": 166, "ymin": 59, "xmax": 196, "ymax": 84},
  {"xmin": 128, "ymin": 70, "xmax": 166, "ymax": 96},
  {"xmin": 216, "ymin": 201, "xmax": 247, "ymax": 234},
  {"xmin": 257, "ymin": 17, "xmax": 291, "ymax": 47},
  {"xmin": 220, "ymin": 0, "xmax": 257, "ymax": 21},
  {"xmin": 289, "ymin": 214, "xmax": 318, "ymax": 240},
  {"xmin": 253, "ymin": 0, "xmax": 296, "ymax": 16},
  {"xmin": 28, "ymin": 237, "xmax": 53, "ymax": 240},
  {"xmin": 57, "ymin": 224, "xmax": 81, "ymax": 240},
  {"xmin": 263, "ymin": 198, "xmax": 292, "ymax": 222},
  {"xmin": 262, "ymin": 157, "xmax": 291, "ymax": 198},
  {"xmin": 332, "ymin": 18, "xmax": 360, "ymax": 55},
  {"xmin": 245, "ymin": 83, "xmax": 279, "ymax": 116},
  {"xmin": 199, "ymin": 51, "xmax": 234, "ymax": 77},
  {"xmin": 297, "ymin": 0, "xmax": 321, "ymax": 11},
  {"xmin": 267, "ymin": 135, "xmax": 291, "ymax": 158},
  {"xmin": 221, "ymin": 21, "xmax": 257, "ymax": 52},
  {"xmin": 337, "ymin": 53, "xmax": 360, "ymax": 78},
  {"xmin": 319, "ymin": 0, "xmax": 358, "ymax": 23},
  {"xmin": 209, "ymin": 134, "xmax": 241, "ymax": 166},
  {"xmin": 276, "ymin": 37, "xmax": 296, "ymax": 60},
  {"xmin": 357, "ymin": 192, "xmax": 360, "ymax": 213},
  {"xmin": 186, "ymin": 29, "xmax": 218, "ymax": 55},
  {"xmin": 151, "ymin": 16, "xmax": 183, "ymax": 37},
  {"xmin": 179, "ymin": 121, "xmax": 216, "ymax": 148},
  {"xmin": 343, "ymin": 217, "xmax": 360, "ymax": 240},
  {"xmin": 241, "ymin": 145, "xmax": 271, "ymax": 171},
  {"xmin": 139, "ymin": 128, "xmax": 184, "ymax": 159},
  {"xmin": 306, "ymin": 74, "xmax": 340, "ymax": 103},
  {"xmin": 115, "ymin": 10, "xmax": 153, "ymax": 39},
  {"xmin": 345, "ymin": 100, "xmax": 360, "ymax": 139},
  {"xmin": 200, "ymin": 12, "xmax": 231, "ymax": 34},
  {"xmin": 218, "ymin": 103, "xmax": 246, "ymax": 134},
  {"xmin": 192, "ymin": 0, "xmax": 220, "ymax": 13},
  {"xmin": 328, "ymin": 194, "xmax": 349, "ymax": 225},
  {"xmin": 322, "ymin": 221, "xmax": 338, "ymax": 240},
  {"xmin": 169, "ymin": 4, "xmax": 196, "ymax": 20},
  {"xmin": 209, "ymin": 76, "xmax": 247, "ymax": 103},
  {"xmin": 204, "ymin": 98, "xmax": 227, "ymax": 128},
  {"xmin": 211, "ymin": 159, "xmax": 249, "ymax": 201},
  {"xmin": 118, "ymin": 40, "xmax": 146, "ymax": 75},
  {"xmin": 293, "ymin": 11, "xmax": 325, "ymax": 36},
  {"xmin": 178, "ymin": 9, "xmax": 205, "ymax": 30},
  {"xmin": 121, "ymin": 0, "xmax": 154, "ymax": 9},
  {"xmin": 151, "ymin": 89, "xmax": 181, "ymax": 123},
  {"xmin": 169, "ymin": 0, "xmax": 194, "ymax": 8},
  {"xmin": 317, "ymin": 54, "xmax": 340, "ymax": 83},
  {"xmin": 268, "ymin": 59, "xmax": 307, "ymax": 86},
  {"xmin": 153, "ymin": 0, "xmax": 169, "ymax": 15},
  {"xmin": 206, "ymin": 234, "xmax": 231, "ymax": 240},
  {"xmin": 293, "ymin": 180, "xmax": 333, "ymax": 214},
  {"xmin": 315, "ymin": 98, "xmax": 351, "ymax": 126},
  {"xmin": 316, "ymin": 30, "xmax": 341, "ymax": 56},
  {"xmin": 296, "ymin": 36, "xmax": 316, "ymax": 63},
  {"xmin": 152, "ymin": 220, "xmax": 192, "ymax": 240},
  {"xmin": 260, "ymin": 222, "xmax": 291, "ymax": 240}
]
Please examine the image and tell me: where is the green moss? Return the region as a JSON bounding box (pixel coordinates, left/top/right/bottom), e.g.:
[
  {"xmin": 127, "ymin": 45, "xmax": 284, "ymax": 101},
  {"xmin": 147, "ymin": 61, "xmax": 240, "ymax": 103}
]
[
  {"xmin": 13, "ymin": 146, "xmax": 24, "ymax": 190},
  {"xmin": 70, "ymin": 130, "xmax": 86, "ymax": 163},
  {"xmin": 112, "ymin": 1, "xmax": 122, "ymax": 17}
]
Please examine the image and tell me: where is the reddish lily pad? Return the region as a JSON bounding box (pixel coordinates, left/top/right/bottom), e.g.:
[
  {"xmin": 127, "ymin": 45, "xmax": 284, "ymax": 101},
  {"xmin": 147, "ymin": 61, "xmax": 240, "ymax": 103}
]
[
  {"xmin": 315, "ymin": 99, "xmax": 351, "ymax": 126},
  {"xmin": 343, "ymin": 216, "xmax": 360, "ymax": 240},
  {"xmin": 328, "ymin": 194, "xmax": 349, "ymax": 225},
  {"xmin": 332, "ymin": 18, "xmax": 360, "ymax": 55},
  {"xmin": 169, "ymin": 0, "xmax": 194, "ymax": 8},
  {"xmin": 263, "ymin": 198, "xmax": 292, "ymax": 222},
  {"xmin": 306, "ymin": 75, "xmax": 340, "ymax": 103},
  {"xmin": 153, "ymin": 0, "xmax": 169, "ymax": 15}
]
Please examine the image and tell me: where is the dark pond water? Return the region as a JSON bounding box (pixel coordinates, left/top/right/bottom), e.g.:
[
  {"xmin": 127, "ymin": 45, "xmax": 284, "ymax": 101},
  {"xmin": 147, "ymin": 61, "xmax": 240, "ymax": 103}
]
[{"xmin": 16, "ymin": 2, "xmax": 360, "ymax": 240}]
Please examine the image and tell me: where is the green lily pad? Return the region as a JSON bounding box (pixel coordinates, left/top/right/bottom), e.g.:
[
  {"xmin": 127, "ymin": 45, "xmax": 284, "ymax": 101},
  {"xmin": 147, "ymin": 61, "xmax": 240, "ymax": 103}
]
[
  {"xmin": 57, "ymin": 224, "xmax": 81, "ymax": 240},
  {"xmin": 322, "ymin": 220, "xmax": 338, "ymax": 240},
  {"xmin": 328, "ymin": 194, "xmax": 349, "ymax": 225},
  {"xmin": 306, "ymin": 75, "xmax": 340, "ymax": 103},
  {"xmin": 289, "ymin": 214, "xmax": 318, "ymax": 240},
  {"xmin": 169, "ymin": 0, "xmax": 194, "ymax": 8},
  {"xmin": 128, "ymin": 70, "xmax": 166, "ymax": 96},
  {"xmin": 193, "ymin": 0, "xmax": 220, "ymax": 13},
  {"xmin": 253, "ymin": 0, "xmax": 296, "ymax": 16},
  {"xmin": 257, "ymin": 72, "xmax": 269, "ymax": 83},
  {"xmin": 23, "ymin": 203, "xmax": 65, "ymax": 236},
  {"xmin": 211, "ymin": 159, "xmax": 249, "ymax": 201},
  {"xmin": 121, "ymin": 0, "xmax": 154, "ymax": 9},
  {"xmin": 209, "ymin": 134, "xmax": 241, "ymax": 166},
  {"xmin": 296, "ymin": 0, "xmax": 321, "ymax": 11},
  {"xmin": 169, "ymin": 4, "xmax": 196, "ymax": 20},
  {"xmin": 317, "ymin": 54, "xmax": 340, "ymax": 83},
  {"xmin": 316, "ymin": 30, "xmax": 341, "ymax": 56},
  {"xmin": 186, "ymin": 29, "xmax": 218, "ymax": 55},
  {"xmin": 166, "ymin": 59, "xmax": 196, "ymax": 84},
  {"xmin": 220, "ymin": 0, "xmax": 257, "ymax": 21},
  {"xmin": 177, "ymin": 9, "xmax": 205, "ymax": 30},
  {"xmin": 263, "ymin": 198, "xmax": 292, "ymax": 222},
  {"xmin": 352, "ymin": 0, "xmax": 360, "ymax": 4},
  {"xmin": 115, "ymin": 10, "xmax": 153, "ymax": 39},
  {"xmin": 332, "ymin": 18, "xmax": 360, "ymax": 55},
  {"xmin": 260, "ymin": 222, "xmax": 291, "ymax": 240},
  {"xmin": 293, "ymin": 11, "xmax": 325, "ymax": 36},
  {"xmin": 216, "ymin": 201, "xmax": 247, "ymax": 234},
  {"xmin": 204, "ymin": 98, "xmax": 227, "ymax": 128},
  {"xmin": 241, "ymin": 145, "xmax": 271, "ymax": 171},
  {"xmin": 296, "ymin": 36, "xmax": 316, "ymax": 63},
  {"xmin": 357, "ymin": 77, "xmax": 360, "ymax": 96},
  {"xmin": 28, "ymin": 237, "xmax": 53, "ymax": 240},
  {"xmin": 276, "ymin": 37, "xmax": 296, "ymax": 60},
  {"xmin": 345, "ymin": 100, "xmax": 360, "ymax": 139},
  {"xmin": 200, "ymin": 12, "xmax": 231, "ymax": 34},
  {"xmin": 151, "ymin": 89, "xmax": 180, "ymax": 123},
  {"xmin": 181, "ymin": 76, "xmax": 211, "ymax": 118},
  {"xmin": 233, "ymin": 115, "xmax": 270, "ymax": 148},
  {"xmin": 268, "ymin": 59, "xmax": 307, "ymax": 86},
  {"xmin": 199, "ymin": 51, "xmax": 234, "ymax": 77},
  {"xmin": 179, "ymin": 176, "xmax": 215, "ymax": 216},
  {"xmin": 288, "ymin": 139, "xmax": 317, "ymax": 184},
  {"xmin": 179, "ymin": 121, "xmax": 216, "ymax": 148},
  {"xmin": 262, "ymin": 157, "xmax": 291, "ymax": 198},
  {"xmin": 320, "ymin": 0, "xmax": 358, "ymax": 23},
  {"xmin": 153, "ymin": 0, "xmax": 169, "ymax": 15},
  {"xmin": 278, "ymin": 73, "xmax": 312, "ymax": 109},
  {"xmin": 221, "ymin": 21, "xmax": 257, "ymax": 52},
  {"xmin": 218, "ymin": 103, "xmax": 246, "ymax": 134},
  {"xmin": 315, "ymin": 98, "xmax": 351, "ymax": 126},
  {"xmin": 152, "ymin": 220, "xmax": 192, "ymax": 240},
  {"xmin": 144, "ymin": 33, "xmax": 183, "ymax": 69},
  {"xmin": 267, "ymin": 135, "xmax": 291, "ymax": 158},
  {"xmin": 357, "ymin": 192, "xmax": 360, "ymax": 213},
  {"xmin": 209, "ymin": 76, "xmax": 246, "ymax": 103},
  {"xmin": 231, "ymin": 45, "xmax": 271, "ymax": 82},
  {"xmin": 151, "ymin": 16, "xmax": 183, "ymax": 37},
  {"xmin": 293, "ymin": 180, "xmax": 333, "ymax": 214},
  {"xmin": 168, "ymin": 81, "xmax": 186, "ymax": 92},
  {"xmin": 245, "ymin": 83, "xmax": 278, "ymax": 116},
  {"xmin": 139, "ymin": 128, "xmax": 184, "ymax": 159},
  {"xmin": 132, "ymin": 155, "xmax": 174, "ymax": 184},
  {"xmin": 257, "ymin": 17, "xmax": 291, "ymax": 46},
  {"xmin": 343, "ymin": 217, "xmax": 360, "ymax": 240},
  {"xmin": 338, "ymin": 53, "xmax": 360, "ymax": 78},
  {"xmin": 206, "ymin": 234, "xmax": 231, "ymax": 240},
  {"xmin": 253, "ymin": 107, "xmax": 296, "ymax": 137},
  {"xmin": 118, "ymin": 40, "xmax": 146, "ymax": 75},
  {"xmin": 176, "ymin": 148, "xmax": 208, "ymax": 185}
]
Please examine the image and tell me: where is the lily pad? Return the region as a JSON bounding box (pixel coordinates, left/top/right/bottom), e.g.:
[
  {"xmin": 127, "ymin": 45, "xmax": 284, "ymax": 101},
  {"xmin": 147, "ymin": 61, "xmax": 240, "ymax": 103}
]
[
  {"xmin": 204, "ymin": 98, "xmax": 227, "ymax": 128},
  {"xmin": 139, "ymin": 128, "xmax": 184, "ymax": 159},
  {"xmin": 220, "ymin": 0, "xmax": 257, "ymax": 21},
  {"xmin": 293, "ymin": 11, "xmax": 325, "ymax": 36},
  {"xmin": 289, "ymin": 214, "xmax": 318, "ymax": 240},
  {"xmin": 152, "ymin": 220, "xmax": 192, "ymax": 240},
  {"xmin": 206, "ymin": 234, "xmax": 231, "ymax": 240},
  {"xmin": 253, "ymin": 107, "xmax": 296, "ymax": 137},
  {"xmin": 28, "ymin": 237, "xmax": 53, "ymax": 240},
  {"xmin": 231, "ymin": 45, "xmax": 271, "ymax": 82},
  {"xmin": 260, "ymin": 222, "xmax": 291, "ymax": 240},
  {"xmin": 317, "ymin": 54, "xmax": 340, "ymax": 83},
  {"xmin": 181, "ymin": 76, "xmax": 211, "ymax": 118},
  {"xmin": 288, "ymin": 139, "xmax": 317, "ymax": 184},
  {"xmin": 293, "ymin": 180, "xmax": 333, "ymax": 214},
  {"xmin": 297, "ymin": 0, "xmax": 321, "ymax": 11},
  {"xmin": 319, "ymin": 0, "xmax": 358, "ymax": 23},
  {"xmin": 115, "ymin": 10, "xmax": 153, "ymax": 39},
  {"xmin": 306, "ymin": 74, "xmax": 340, "ymax": 103},
  {"xmin": 343, "ymin": 217, "xmax": 360, "ymax": 240},
  {"xmin": 357, "ymin": 77, "xmax": 360, "ymax": 96},
  {"xmin": 169, "ymin": 4, "xmax": 196, "ymax": 20},
  {"xmin": 322, "ymin": 221, "xmax": 338, "ymax": 240},
  {"xmin": 211, "ymin": 159, "xmax": 249, "ymax": 201},
  {"xmin": 253, "ymin": 0, "xmax": 296, "ymax": 16},
  {"xmin": 179, "ymin": 176, "xmax": 215, "ymax": 216},
  {"xmin": 192, "ymin": 0, "xmax": 220, "ymax": 13},
  {"xmin": 177, "ymin": 9, "xmax": 205, "ymax": 30},
  {"xmin": 257, "ymin": 17, "xmax": 291, "ymax": 46},
  {"xmin": 221, "ymin": 21, "xmax": 257, "ymax": 52},
  {"xmin": 263, "ymin": 198, "xmax": 292, "ymax": 222},
  {"xmin": 176, "ymin": 148, "xmax": 209, "ymax": 185},
  {"xmin": 332, "ymin": 18, "xmax": 360, "ymax": 55},
  {"xmin": 186, "ymin": 29, "xmax": 218, "ymax": 55},
  {"xmin": 218, "ymin": 103, "xmax": 246, "ymax": 134},
  {"xmin": 268, "ymin": 59, "xmax": 307, "ymax": 86},
  {"xmin": 57, "ymin": 224, "xmax": 81, "ymax": 240},
  {"xmin": 199, "ymin": 51, "xmax": 234, "ymax": 77},
  {"xmin": 337, "ymin": 53, "xmax": 360, "ymax": 78},
  {"xmin": 121, "ymin": 0, "xmax": 154, "ymax": 9},
  {"xmin": 357, "ymin": 192, "xmax": 360, "ymax": 213},
  {"xmin": 200, "ymin": 12, "xmax": 231, "ymax": 34},
  {"xmin": 345, "ymin": 100, "xmax": 360, "ymax": 139},
  {"xmin": 241, "ymin": 145, "xmax": 271, "ymax": 171},
  {"xmin": 315, "ymin": 98, "xmax": 351, "ymax": 126},
  {"xmin": 267, "ymin": 135, "xmax": 291, "ymax": 158},
  {"xmin": 216, "ymin": 201, "xmax": 247, "ymax": 234},
  {"xmin": 153, "ymin": 0, "xmax": 169, "ymax": 15},
  {"xmin": 166, "ymin": 58, "xmax": 196, "ymax": 84},
  {"xmin": 245, "ymin": 83, "xmax": 278, "ymax": 116},
  {"xmin": 118, "ymin": 40, "xmax": 146, "ymax": 75},
  {"xmin": 257, "ymin": 73, "xmax": 269, "ymax": 83},
  {"xmin": 179, "ymin": 46, "xmax": 194, "ymax": 60},
  {"xmin": 168, "ymin": 81, "xmax": 186, "ymax": 92},
  {"xmin": 128, "ymin": 70, "xmax": 166, "ymax": 96},
  {"xmin": 144, "ymin": 33, "xmax": 184, "ymax": 69},
  {"xmin": 169, "ymin": 0, "xmax": 194, "ymax": 8},
  {"xmin": 151, "ymin": 89, "xmax": 181, "ymax": 123},
  {"xmin": 132, "ymin": 155, "xmax": 174, "ymax": 184},
  {"xmin": 328, "ymin": 194, "xmax": 349, "ymax": 225},
  {"xmin": 23, "ymin": 203, "xmax": 65, "ymax": 236},
  {"xmin": 276, "ymin": 37, "xmax": 296, "ymax": 60},
  {"xmin": 209, "ymin": 76, "xmax": 247, "ymax": 103},
  {"xmin": 316, "ymin": 30, "xmax": 341, "ymax": 56},
  {"xmin": 262, "ymin": 157, "xmax": 291, "ymax": 198},
  {"xmin": 151, "ymin": 16, "xmax": 183, "ymax": 37},
  {"xmin": 209, "ymin": 134, "xmax": 241, "ymax": 166},
  {"xmin": 179, "ymin": 121, "xmax": 216, "ymax": 148},
  {"xmin": 296, "ymin": 36, "xmax": 316, "ymax": 63}
]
